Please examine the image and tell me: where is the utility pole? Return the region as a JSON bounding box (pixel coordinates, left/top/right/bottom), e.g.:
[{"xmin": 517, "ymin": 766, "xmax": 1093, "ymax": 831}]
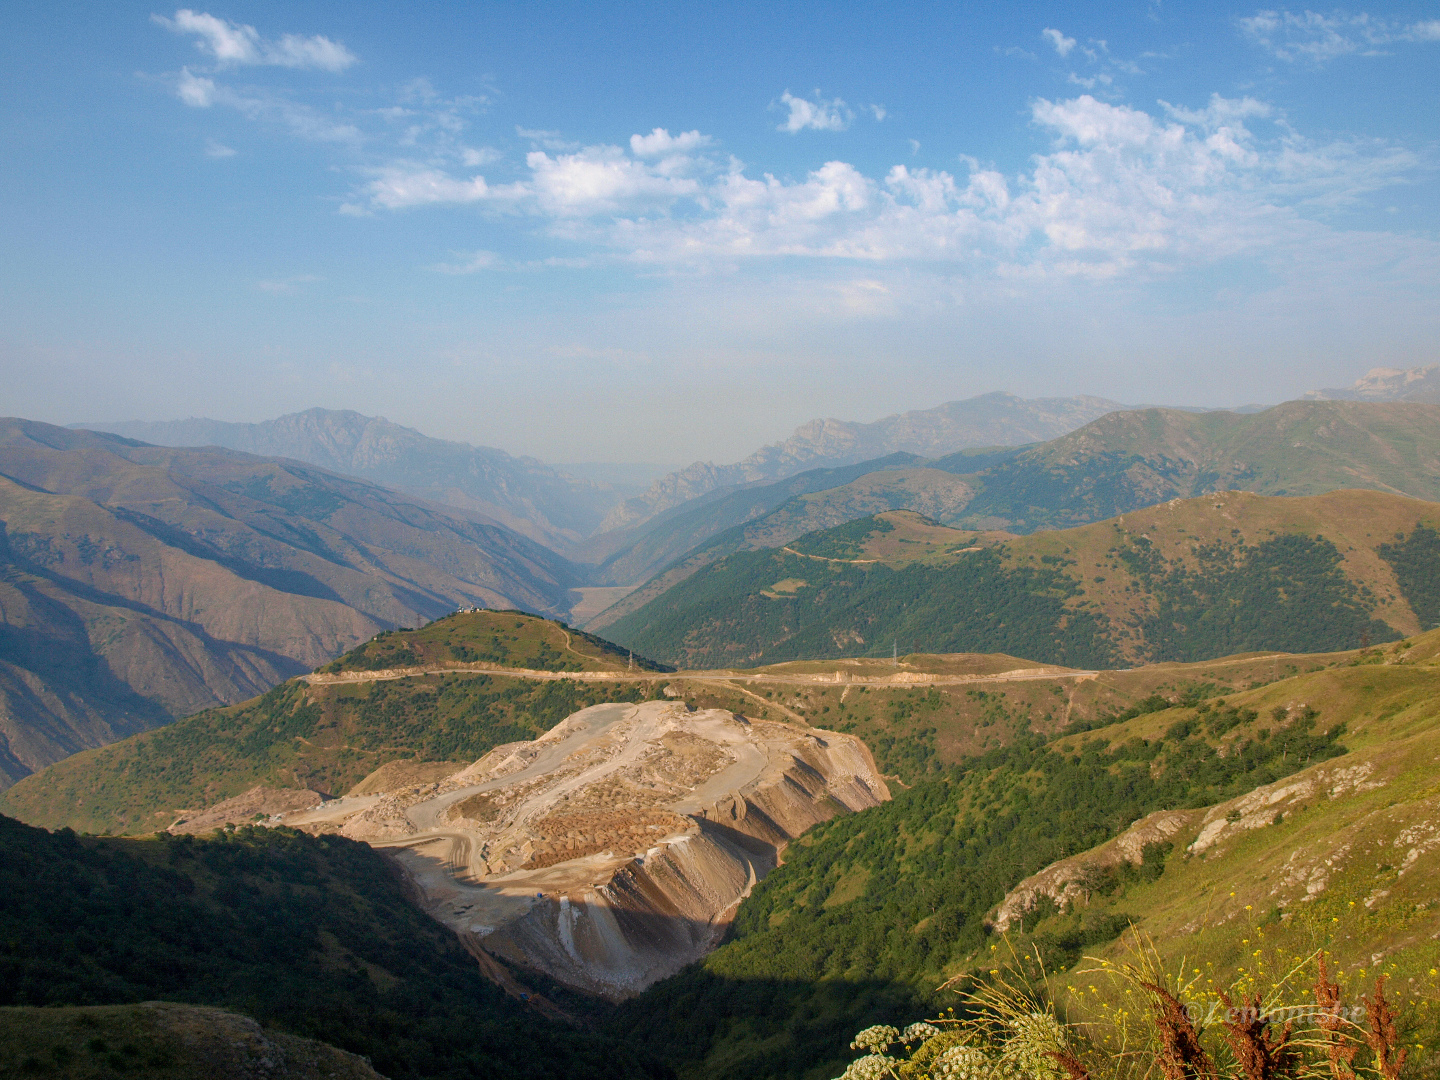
[{"xmin": 893, "ymin": 639, "xmax": 897, "ymax": 666}]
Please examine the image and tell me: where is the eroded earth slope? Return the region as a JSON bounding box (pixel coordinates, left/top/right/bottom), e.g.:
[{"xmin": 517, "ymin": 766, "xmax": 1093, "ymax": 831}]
[{"xmin": 273, "ymin": 700, "xmax": 888, "ymax": 998}]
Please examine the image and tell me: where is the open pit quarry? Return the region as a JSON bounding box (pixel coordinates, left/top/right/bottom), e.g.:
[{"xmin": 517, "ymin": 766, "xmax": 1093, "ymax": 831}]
[{"xmin": 273, "ymin": 700, "xmax": 889, "ymax": 999}]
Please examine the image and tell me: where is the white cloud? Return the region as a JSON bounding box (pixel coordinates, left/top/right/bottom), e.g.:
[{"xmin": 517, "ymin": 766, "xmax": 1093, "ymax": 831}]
[
  {"xmin": 1042, "ymin": 28, "xmax": 1077, "ymax": 56},
  {"xmin": 775, "ymin": 91, "xmax": 851, "ymax": 133},
  {"xmin": 352, "ymin": 166, "xmax": 494, "ymax": 211},
  {"xmin": 168, "ymin": 70, "xmax": 361, "ymax": 142},
  {"xmin": 154, "ymin": 9, "xmax": 357, "ymax": 71},
  {"xmin": 204, "ymin": 137, "xmax": 236, "ymax": 158},
  {"xmin": 176, "ymin": 67, "xmax": 216, "ymax": 107},
  {"xmin": 516, "ymin": 126, "xmax": 579, "ymax": 151},
  {"xmin": 868, "ymin": 104, "xmax": 887, "ymax": 121},
  {"xmin": 346, "ymin": 93, "xmax": 1422, "ymax": 292},
  {"xmin": 1240, "ymin": 9, "xmax": 1440, "ymax": 62},
  {"xmin": 430, "ymin": 250, "xmax": 502, "ymax": 274},
  {"xmin": 257, "ymin": 274, "xmax": 321, "ymax": 293},
  {"xmin": 461, "ymin": 147, "xmax": 501, "ymax": 167},
  {"xmin": 629, "ymin": 128, "xmax": 711, "ymax": 157},
  {"xmin": 526, "ymin": 146, "xmax": 701, "ymax": 216}
]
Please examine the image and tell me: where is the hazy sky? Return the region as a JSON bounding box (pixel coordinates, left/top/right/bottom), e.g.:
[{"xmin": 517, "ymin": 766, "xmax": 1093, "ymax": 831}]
[{"xmin": 3, "ymin": 2, "xmax": 1438, "ymax": 463}]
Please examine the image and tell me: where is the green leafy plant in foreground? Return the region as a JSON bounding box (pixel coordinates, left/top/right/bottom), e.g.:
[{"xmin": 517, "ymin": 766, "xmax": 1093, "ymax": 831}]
[{"xmin": 828, "ymin": 931, "xmax": 1433, "ymax": 1080}]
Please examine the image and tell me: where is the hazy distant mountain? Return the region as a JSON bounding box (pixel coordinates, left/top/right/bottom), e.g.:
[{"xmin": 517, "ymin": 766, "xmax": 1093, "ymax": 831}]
[
  {"xmin": 588, "ymin": 399, "xmax": 1440, "ymax": 629},
  {"xmin": 950, "ymin": 400, "xmax": 1440, "ymax": 532},
  {"xmin": 594, "ymin": 392, "xmax": 1126, "ymax": 536},
  {"xmin": 80, "ymin": 409, "xmax": 625, "ymax": 555},
  {"xmin": 0, "ymin": 419, "xmax": 579, "ymax": 789},
  {"xmin": 1305, "ymin": 364, "xmax": 1440, "ymax": 403}
]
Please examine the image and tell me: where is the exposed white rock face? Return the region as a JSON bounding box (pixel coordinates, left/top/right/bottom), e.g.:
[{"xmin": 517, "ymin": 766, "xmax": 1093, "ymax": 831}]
[{"xmin": 281, "ymin": 701, "xmax": 889, "ymax": 999}]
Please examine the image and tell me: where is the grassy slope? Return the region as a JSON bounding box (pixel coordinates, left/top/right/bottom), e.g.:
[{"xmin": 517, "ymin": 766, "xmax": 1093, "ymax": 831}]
[
  {"xmin": 0, "ymin": 611, "xmax": 670, "ymax": 835},
  {"xmin": 583, "ymin": 454, "xmax": 931, "ymax": 588},
  {"xmin": 604, "ymin": 492, "xmax": 1440, "ymax": 669},
  {"xmin": 321, "ymin": 608, "xmax": 670, "ymax": 673},
  {"xmin": 952, "ymin": 400, "xmax": 1440, "ymax": 532},
  {"xmin": 616, "ymin": 630, "xmax": 1440, "ymax": 1080},
  {"xmin": 983, "ymin": 636, "xmax": 1440, "ymax": 1075},
  {"xmin": 0, "ymin": 817, "xmax": 660, "ymax": 1080}
]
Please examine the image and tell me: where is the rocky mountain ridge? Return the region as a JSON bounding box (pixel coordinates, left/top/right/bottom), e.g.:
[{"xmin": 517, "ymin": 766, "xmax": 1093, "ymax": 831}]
[
  {"xmin": 79, "ymin": 409, "xmax": 622, "ymax": 555},
  {"xmin": 0, "ymin": 420, "xmax": 579, "ymax": 789},
  {"xmin": 1305, "ymin": 362, "xmax": 1440, "ymax": 402},
  {"xmin": 592, "ymin": 392, "xmax": 1125, "ymax": 536}
]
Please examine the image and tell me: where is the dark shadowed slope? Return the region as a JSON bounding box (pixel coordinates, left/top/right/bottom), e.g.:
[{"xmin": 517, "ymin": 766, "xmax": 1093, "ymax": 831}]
[{"xmin": 0, "ymin": 419, "xmax": 580, "ymax": 788}]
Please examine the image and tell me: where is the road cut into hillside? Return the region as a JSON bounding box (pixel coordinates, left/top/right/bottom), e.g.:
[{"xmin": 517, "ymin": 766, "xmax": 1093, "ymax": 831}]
[
  {"xmin": 303, "ymin": 660, "xmax": 1095, "ymax": 690},
  {"xmin": 276, "ymin": 700, "xmax": 889, "ymax": 1000}
]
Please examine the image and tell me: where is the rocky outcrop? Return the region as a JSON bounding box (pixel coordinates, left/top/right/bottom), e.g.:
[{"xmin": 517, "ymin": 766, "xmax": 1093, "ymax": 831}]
[
  {"xmin": 992, "ymin": 808, "xmax": 1199, "ymax": 931},
  {"xmin": 276, "ymin": 700, "xmax": 889, "ymax": 999},
  {"xmin": 169, "ymin": 786, "xmax": 325, "ymax": 834}
]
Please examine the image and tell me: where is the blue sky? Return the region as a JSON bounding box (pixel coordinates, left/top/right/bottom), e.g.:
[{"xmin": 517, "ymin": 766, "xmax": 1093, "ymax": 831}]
[{"xmin": 2, "ymin": 2, "xmax": 1438, "ymax": 463}]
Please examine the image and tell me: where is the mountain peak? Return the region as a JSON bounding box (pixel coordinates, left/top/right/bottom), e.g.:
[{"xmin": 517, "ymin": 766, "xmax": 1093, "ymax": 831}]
[{"xmin": 1305, "ymin": 364, "xmax": 1440, "ymax": 402}]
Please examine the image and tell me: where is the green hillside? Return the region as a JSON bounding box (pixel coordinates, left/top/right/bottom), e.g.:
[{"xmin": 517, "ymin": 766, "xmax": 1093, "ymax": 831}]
[
  {"xmin": 0, "ymin": 611, "xmax": 670, "ymax": 835},
  {"xmin": 587, "ymin": 463, "xmax": 1002, "ymax": 632},
  {"xmin": 613, "ymin": 630, "xmax": 1440, "ymax": 1080},
  {"xmin": 581, "ymin": 453, "xmax": 939, "ymax": 588},
  {"xmin": 321, "ymin": 607, "xmax": 672, "ymax": 674},
  {"xmin": 604, "ymin": 491, "xmax": 1440, "ymax": 670},
  {"xmin": 0, "ymin": 815, "xmax": 658, "ymax": 1080},
  {"xmin": 589, "ymin": 401, "xmax": 1440, "ymax": 628},
  {"xmin": 948, "ymin": 400, "xmax": 1440, "ymax": 532}
]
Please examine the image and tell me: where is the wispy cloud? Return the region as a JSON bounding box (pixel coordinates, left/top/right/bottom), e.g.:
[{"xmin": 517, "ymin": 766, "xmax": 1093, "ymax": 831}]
[
  {"xmin": 775, "ymin": 91, "xmax": 852, "ymax": 133},
  {"xmin": 630, "ymin": 128, "xmax": 711, "ymax": 157},
  {"xmin": 1042, "ymin": 28, "xmax": 1077, "ymax": 56},
  {"xmin": 430, "ymin": 250, "xmax": 502, "ymax": 274},
  {"xmin": 170, "ymin": 71, "xmax": 361, "ymax": 142},
  {"xmin": 342, "ymin": 92, "xmax": 1422, "ymax": 290},
  {"xmin": 1239, "ymin": 9, "xmax": 1440, "ymax": 62},
  {"xmin": 153, "ymin": 9, "xmax": 357, "ymax": 71},
  {"xmin": 203, "ymin": 137, "xmax": 236, "ymax": 158},
  {"xmin": 257, "ymin": 274, "xmax": 322, "ymax": 293}
]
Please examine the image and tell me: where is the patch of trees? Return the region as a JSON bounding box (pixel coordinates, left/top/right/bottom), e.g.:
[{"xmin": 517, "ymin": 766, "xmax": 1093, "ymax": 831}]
[
  {"xmin": 0, "ymin": 817, "xmax": 663, "ymax": 1080},
  {"xmin": 1121, "ymin": 534, "xmax": 1398, "ymax": 660}
]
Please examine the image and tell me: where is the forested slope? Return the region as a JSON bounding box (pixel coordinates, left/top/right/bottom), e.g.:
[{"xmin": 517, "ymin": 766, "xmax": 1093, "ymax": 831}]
[
  {"xmin": 0, "ymin": 815, "xmax": 662, "ymax": 1080},
  {"xmin": 605, "ymin": 492, "xmax": 1440, "ymax": 669}
]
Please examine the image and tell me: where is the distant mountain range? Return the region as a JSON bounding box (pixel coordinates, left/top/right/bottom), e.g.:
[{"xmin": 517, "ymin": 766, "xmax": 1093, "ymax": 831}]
[
  {"xmin": 945, "ymin": 398, "xmax": 1440, "ymax": 532},
  {"xmin": 592, "ymin": 392, "xmax": 1127, "ymax": 537},
  {"xmin": 0, "ymin": 419, "xmax": 578, "ymax": 789},
  {"xmin": 585, "ymin": 400, "xmax": 1440, "ymax": 622},
  {"xmin": 85, "ymin": 396, "xmax": 1131, "ymax": 562},
  {"xmin": 78, "ymin": 409, "xmax": 625, "ymax": 556},
  {"xmin": 1305, "ymin": 363, "xmax": 1440, "ymax": 402}
]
